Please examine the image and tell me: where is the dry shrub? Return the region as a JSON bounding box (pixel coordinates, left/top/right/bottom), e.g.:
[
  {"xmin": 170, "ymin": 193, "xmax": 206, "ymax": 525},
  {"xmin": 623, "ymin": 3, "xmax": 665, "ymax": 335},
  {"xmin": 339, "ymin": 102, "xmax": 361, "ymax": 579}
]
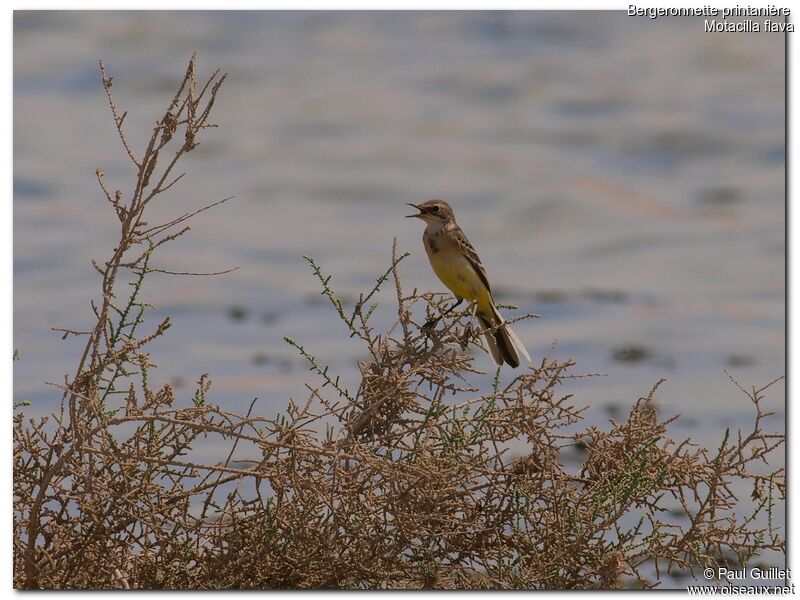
[{"xmin": 13, "ymin": 56, "xmax": 785, "ymax": 590}]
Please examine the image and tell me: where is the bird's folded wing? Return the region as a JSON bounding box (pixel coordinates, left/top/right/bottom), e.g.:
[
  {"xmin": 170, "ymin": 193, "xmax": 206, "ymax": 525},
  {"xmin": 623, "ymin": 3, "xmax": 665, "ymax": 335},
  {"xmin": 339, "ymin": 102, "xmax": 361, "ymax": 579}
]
[{"xmin": 453, "ymin": 227, "xmax": 492, "ymax": 295}]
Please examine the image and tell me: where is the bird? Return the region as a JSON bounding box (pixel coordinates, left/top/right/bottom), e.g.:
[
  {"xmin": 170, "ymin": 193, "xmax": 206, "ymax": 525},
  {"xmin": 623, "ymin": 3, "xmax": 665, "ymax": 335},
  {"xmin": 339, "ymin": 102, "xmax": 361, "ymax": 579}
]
[{"xmin": 406, "ymin": 199, "xmax": 531, "ymax": 368}]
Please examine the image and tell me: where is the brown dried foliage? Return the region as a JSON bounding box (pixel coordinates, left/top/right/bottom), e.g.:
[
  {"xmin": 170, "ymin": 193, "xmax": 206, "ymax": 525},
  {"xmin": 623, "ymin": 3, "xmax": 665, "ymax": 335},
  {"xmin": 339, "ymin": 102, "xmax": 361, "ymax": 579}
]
[{"xmin": 13, "ymin": 56, "xmax": 785, "ymax": 590}]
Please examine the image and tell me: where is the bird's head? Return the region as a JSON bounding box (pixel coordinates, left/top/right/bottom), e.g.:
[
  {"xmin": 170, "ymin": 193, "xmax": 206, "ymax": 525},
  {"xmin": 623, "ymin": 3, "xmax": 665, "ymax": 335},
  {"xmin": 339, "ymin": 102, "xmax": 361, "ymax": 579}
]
[{"xmin": 406, "ymin": 199, "xmax": 455, "ymax": 224}]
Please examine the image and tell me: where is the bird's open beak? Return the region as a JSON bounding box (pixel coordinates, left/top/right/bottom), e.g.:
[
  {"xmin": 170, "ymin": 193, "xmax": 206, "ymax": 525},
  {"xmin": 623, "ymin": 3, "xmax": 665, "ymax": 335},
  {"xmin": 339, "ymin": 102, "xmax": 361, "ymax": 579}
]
[{"xmin": 406, "ymin": 203, "xmax": 425, "ymax": 218}]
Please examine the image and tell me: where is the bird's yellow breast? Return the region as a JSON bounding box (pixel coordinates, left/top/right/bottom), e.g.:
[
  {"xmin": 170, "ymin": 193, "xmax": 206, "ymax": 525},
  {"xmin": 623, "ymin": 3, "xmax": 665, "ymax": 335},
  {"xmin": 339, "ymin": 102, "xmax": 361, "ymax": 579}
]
[{"xmin": 424, "ymin": 230, "xmax": 493, "ymax": 311}]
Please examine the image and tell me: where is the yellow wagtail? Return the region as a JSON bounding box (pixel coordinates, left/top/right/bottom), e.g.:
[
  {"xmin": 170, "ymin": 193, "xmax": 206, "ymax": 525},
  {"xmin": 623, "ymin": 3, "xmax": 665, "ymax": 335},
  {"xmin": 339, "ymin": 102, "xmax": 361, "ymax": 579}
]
[{"xmin": 406, "ymin": 199, "xmax": 531, "ymax": 368}]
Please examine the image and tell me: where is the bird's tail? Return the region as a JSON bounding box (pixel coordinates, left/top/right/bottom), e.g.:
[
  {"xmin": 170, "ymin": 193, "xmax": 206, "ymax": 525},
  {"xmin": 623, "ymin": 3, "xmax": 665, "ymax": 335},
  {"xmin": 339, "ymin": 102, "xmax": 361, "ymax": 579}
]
[{"xmin": 477, "ymin": 303, "xmax": 531, "ymax": 369}]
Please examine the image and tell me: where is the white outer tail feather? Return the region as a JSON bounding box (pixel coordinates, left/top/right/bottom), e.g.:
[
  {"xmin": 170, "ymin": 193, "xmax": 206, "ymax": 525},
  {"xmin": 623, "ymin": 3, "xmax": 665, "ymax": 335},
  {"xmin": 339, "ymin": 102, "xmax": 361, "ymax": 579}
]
[
  {"xmin": 501, "ymin": 316, "xmax": 531, "ymax": 364},
  {"xmin": 478, "ymin": 303, "xmax": 531, "ymax": 368}
]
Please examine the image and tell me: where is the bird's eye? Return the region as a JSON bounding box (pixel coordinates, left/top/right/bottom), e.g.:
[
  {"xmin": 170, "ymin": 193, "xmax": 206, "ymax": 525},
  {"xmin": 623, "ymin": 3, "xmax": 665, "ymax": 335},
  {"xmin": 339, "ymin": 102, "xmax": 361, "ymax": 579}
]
[{"xmin": 430, "ymin": 206, "xmax": 440, "ymax": 214}]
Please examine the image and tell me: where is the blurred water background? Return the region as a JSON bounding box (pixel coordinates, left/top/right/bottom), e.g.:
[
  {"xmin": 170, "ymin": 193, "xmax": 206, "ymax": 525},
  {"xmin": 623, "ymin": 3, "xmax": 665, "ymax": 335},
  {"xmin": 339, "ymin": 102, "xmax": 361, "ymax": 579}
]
[{"xmin": 14, "ymin": 11, "xmax": 785, "ymax": 583}]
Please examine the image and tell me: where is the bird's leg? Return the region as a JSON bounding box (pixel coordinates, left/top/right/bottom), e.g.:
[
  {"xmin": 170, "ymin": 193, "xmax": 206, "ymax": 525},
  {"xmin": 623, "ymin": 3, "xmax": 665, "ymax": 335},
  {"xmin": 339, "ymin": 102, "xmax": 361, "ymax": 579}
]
[
  {"xmin": 461, "ymin": 302, "xmax": 478, "ymax": 347},
  {"xmin": 423, "ymin": 298, "xmax": 464, "ymax": 330},
  {"xmin": 443, "ymin": 298, "xmax": 465, "ymax": 318}
]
